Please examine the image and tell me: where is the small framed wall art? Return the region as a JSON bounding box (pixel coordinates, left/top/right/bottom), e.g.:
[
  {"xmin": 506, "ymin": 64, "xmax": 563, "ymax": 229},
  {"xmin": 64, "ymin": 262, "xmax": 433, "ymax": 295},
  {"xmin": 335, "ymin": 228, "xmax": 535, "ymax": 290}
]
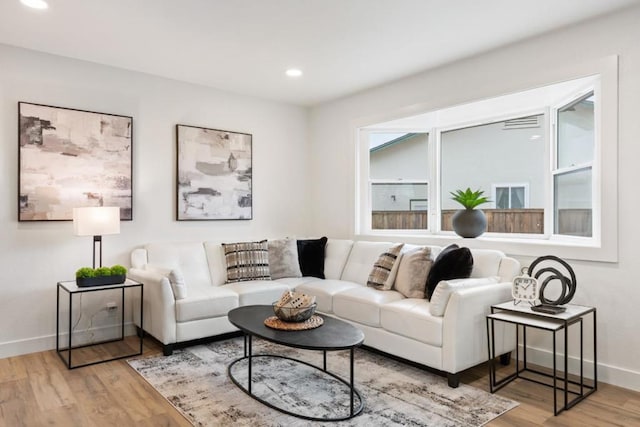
[
  {"xmin": 176, "ymin": 124, "xmax": 252, "ymax": 220},
  {"xmin": 18, "ymin": 102, "xmax": 133, "ymax": 221}
]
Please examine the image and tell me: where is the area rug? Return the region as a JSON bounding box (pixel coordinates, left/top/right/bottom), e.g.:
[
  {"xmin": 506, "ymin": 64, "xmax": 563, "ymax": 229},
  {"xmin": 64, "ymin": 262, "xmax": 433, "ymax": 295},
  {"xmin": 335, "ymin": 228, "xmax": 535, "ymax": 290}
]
[{"xmin": 127, "ymin": 338, "xmax": 517, "ymax": 426}]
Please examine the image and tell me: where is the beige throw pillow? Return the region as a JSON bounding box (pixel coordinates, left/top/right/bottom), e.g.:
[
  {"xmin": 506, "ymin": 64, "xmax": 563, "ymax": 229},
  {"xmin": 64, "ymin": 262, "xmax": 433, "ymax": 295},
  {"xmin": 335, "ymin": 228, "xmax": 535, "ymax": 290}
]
[
  {"xmin": 367, "ymin": 243, "xmax": 404, "ymax": 290},
  {"xmin": 393, "ymin": 246, "xmax": 433, "ymax": 298}
]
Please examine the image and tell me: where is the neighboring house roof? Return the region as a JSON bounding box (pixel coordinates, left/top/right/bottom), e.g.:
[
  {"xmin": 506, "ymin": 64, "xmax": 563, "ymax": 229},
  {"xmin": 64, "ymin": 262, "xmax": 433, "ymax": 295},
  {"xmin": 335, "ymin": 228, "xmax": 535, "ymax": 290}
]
[{"xmin": 370, "ymin": 133, "xmax": 417, "ymax": 153}]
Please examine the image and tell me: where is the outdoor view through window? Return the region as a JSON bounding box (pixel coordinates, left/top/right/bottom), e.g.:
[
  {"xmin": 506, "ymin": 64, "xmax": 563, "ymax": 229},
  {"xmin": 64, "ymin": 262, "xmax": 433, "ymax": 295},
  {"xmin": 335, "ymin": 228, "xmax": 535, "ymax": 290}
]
[{"xmin": 364, "ymin": 76, "xmax": 596, "ymax": 239}]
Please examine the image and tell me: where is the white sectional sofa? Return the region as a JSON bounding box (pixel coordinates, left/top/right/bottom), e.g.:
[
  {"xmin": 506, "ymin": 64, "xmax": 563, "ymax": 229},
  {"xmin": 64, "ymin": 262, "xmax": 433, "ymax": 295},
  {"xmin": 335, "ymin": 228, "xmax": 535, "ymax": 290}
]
[{"xmin": 129, "ymin": 239, "xmax": 519, "ymax": 387}]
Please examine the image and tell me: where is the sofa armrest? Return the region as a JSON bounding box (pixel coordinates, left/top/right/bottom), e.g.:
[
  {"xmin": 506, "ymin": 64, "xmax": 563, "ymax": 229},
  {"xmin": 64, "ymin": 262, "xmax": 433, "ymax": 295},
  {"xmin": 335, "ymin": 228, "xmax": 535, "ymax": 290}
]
[
  {"xmin": 128, "ymin": 268, "xmax": 177, "ymax": 345},
  {"xmin": 441, "ymin": 282, "xmax": 516, "ymax": 374}
]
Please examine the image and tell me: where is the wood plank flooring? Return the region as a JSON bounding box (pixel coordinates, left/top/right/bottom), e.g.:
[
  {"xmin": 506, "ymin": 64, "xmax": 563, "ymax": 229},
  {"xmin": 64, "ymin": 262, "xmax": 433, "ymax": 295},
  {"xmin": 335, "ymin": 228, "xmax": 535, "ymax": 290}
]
[{"xmin": 1, "ymin": 337, "xmax": 639, "ymax": 426}]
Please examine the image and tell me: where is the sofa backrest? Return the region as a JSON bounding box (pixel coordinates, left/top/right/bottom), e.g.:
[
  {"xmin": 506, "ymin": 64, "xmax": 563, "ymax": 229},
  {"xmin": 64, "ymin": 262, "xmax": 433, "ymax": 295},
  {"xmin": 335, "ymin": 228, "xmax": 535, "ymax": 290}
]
[
  {"xmin": 141, "ymin": 242, "xmax": 213, "ymax": 289},
  {"xmin": 468, "ymin": 249, "xmax": 520, "ymax": 281},
  {"xmin": 203, "ymin": 241, "xmax": 227, "ymax": 286},
  {"xmin": 324, "ymin": 239, "xmax": 354, "ymax": 280},
  {"xmin": 340, "ymin": 241, "xmax": 395, "ymax": 285}
]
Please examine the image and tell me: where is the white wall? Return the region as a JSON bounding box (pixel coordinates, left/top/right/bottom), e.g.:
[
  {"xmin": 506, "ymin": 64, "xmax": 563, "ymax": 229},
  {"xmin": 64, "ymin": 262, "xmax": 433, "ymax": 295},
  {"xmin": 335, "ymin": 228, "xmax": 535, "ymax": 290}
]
[
  {"xmin": 309, "ymin": 6, "xmax": 640, "ymax": 391},
  {"xmin": 0, "ymin": 44, "xmax": 310, "ymax": 357}
]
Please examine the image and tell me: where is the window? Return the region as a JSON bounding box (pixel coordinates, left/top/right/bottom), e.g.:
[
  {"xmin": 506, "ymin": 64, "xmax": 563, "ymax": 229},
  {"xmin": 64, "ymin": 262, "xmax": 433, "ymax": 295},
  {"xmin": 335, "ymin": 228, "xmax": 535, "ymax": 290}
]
[
  {"xmin": 440, "ymin": 115, "xmax": 544, "ymax": 235},
  {"xmin": 356, "ymin": 57, "xmax": 618, "ymax": 261},
  {"xmin": 493, "ymin": 184, "xmax": 529, "ymax": 209},
  {"xmin": 368, "ymin": 132, "xmax": 429, "ymax": 230},
  {"xmin": 359, "ymin": 76, "xmax": 605, "ymax": 242},
  {"xmin": 553, "ymin": 92, "xmax": 594, "ymax": 237}
]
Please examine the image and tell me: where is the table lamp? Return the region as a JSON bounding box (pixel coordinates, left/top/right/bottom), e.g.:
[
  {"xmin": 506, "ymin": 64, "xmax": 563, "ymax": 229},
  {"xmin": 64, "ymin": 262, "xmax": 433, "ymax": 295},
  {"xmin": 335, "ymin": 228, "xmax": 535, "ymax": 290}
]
[{"xmin": 73, "ymin": 207, "xmax": 121, "ymax": 268}]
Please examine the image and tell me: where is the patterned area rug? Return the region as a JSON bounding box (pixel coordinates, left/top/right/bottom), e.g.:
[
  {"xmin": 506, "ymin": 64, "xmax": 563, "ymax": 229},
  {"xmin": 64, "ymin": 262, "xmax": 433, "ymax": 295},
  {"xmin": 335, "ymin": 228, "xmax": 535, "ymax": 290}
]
[{"xmin": 128, "ymin": 338, "xmax": 517, "ymax": 426}]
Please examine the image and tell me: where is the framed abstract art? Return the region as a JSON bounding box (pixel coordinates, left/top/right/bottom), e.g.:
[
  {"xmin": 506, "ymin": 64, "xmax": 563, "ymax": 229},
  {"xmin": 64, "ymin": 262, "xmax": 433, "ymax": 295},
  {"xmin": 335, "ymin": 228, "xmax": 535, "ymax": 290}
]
[
  {"xmin": 176, "ymin": 124, "xmax": 252, "ymax": 220},
  {"xmin": 18, "ymin": 102, "xmax": 132, "ymax": 221}
]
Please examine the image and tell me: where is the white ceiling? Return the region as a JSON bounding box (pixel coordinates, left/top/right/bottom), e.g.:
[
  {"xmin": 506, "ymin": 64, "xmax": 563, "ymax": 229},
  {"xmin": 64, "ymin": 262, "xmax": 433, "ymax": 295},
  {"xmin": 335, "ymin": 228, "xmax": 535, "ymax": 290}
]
[{"xmin": 1, "ymin": 0, "xmax": 638, "ymax": 106}]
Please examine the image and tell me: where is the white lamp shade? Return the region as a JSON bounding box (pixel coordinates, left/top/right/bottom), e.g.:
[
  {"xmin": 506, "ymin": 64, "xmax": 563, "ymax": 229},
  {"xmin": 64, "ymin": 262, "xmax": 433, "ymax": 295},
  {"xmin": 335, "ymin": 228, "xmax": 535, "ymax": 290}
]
[{"xmin": 73, "ymin": 207, "xmax": 121, "ymax": 236}]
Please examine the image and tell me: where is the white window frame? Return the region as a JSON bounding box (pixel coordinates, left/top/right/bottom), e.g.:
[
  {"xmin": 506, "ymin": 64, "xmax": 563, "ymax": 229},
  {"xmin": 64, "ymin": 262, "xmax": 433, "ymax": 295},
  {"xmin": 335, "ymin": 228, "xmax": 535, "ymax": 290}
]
[
  {"xmin": 355, "ymin": 55, "xmax": 618, "ymax": 262},
  {"xmin": 550, "ymin": 87, "xmax": 598, "ymax": 241}
]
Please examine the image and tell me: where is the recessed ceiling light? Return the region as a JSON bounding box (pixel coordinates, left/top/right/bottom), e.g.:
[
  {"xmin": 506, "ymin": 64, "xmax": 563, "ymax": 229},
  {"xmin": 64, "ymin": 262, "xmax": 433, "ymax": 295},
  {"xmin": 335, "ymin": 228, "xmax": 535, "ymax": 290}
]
[
  {"xmin": 285, "ymin": 68, "xmax": 303, "ymax": 77},
  {"xmin": 20, "ymin": 0, "xmax": 48, "ymax": 9}
]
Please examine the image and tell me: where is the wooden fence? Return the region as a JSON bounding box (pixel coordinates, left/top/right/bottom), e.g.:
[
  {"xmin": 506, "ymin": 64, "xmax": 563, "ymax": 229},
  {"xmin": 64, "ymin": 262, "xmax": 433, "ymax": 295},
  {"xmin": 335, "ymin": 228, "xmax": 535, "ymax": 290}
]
[
  {"xmin": 372, "ymin": 208, "xmax": 591, "ymax": 235},
  {"xmin": 373, "ymin": 209, "xmax": 544, "ymax": 234}
]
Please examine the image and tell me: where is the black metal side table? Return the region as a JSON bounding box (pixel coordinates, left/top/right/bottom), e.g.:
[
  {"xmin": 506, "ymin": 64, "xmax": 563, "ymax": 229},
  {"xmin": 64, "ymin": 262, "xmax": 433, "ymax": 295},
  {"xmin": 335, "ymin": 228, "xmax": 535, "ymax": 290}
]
[
  {"xmin": 56, "ymin": 279, "xmax": 143, "ymax": 369},
  {"xmin": 487, "ymin": 301, "xmax": 596, "ymax": 415}
]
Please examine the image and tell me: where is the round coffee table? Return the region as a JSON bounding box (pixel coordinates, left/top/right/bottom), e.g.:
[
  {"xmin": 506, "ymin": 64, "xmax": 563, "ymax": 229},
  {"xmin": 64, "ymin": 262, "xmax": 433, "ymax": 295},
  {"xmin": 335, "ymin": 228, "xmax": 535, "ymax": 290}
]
[{"xmin": 227, "ymin": 305, "xmax": 365, "ymax": 421}]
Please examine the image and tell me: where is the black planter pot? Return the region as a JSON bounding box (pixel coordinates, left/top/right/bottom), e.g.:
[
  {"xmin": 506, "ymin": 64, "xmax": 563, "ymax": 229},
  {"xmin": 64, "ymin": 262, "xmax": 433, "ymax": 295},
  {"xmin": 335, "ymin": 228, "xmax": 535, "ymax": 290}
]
[
  {"xmin": 452, "ymin": 209, "xmax": 487, "ymax": 238},
  {"xmin": 76, "ymin": 274, "xmax": 126, "ymax": 287}
]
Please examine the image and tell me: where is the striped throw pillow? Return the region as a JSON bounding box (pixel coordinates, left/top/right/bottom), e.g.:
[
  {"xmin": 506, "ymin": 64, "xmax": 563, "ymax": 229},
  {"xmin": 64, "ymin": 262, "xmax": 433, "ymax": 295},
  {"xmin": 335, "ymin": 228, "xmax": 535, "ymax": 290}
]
[
  {"xmin": 222, "ymin": 240, "xmax": 271, "ymax": 283},
  {"xmin": 367, "ymin": 243, "xmax": 404, "ymax": 290}
]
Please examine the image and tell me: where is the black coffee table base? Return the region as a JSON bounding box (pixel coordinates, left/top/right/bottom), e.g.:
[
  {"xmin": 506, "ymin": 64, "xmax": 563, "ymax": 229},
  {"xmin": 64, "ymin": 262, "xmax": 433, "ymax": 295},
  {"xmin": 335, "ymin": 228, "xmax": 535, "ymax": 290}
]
[{"xmin": 227, "ymin": 334, "xmax": 364, "ymax": 421}]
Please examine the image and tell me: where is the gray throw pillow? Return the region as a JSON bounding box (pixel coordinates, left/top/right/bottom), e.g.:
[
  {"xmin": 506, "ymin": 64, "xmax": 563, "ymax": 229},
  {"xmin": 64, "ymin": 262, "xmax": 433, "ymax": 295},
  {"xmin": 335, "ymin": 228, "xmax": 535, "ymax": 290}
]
[
  {"xmin": 393, "ymin": 246, "xmax": 433, "ymax": 298},
  {"xmin": 268, "ymin": 238, "xmax": 303, "ymax": 279}
]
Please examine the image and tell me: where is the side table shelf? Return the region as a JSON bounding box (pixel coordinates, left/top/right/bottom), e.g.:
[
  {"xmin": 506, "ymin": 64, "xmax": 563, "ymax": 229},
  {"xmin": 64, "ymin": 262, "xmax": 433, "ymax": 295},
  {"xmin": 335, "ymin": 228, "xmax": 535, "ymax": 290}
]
[
  {"xmin": 487, "ymin": 301, "xmax": 596, "ymax": 416},
  {"xmin": 56, "ymin": 279, "xmax": 143, "ymax": 369}
]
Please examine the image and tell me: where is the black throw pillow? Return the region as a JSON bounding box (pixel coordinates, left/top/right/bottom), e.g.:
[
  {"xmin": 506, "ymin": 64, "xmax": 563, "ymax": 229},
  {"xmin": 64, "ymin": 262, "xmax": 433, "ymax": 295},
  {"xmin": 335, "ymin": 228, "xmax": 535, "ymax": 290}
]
[
  {"xmin": 297, "ymin": 237, "xmax": 328, "ymax": 279},
  {"xmin": 425, "ymin": 244, "xmax": 473, "ymax": 300}
]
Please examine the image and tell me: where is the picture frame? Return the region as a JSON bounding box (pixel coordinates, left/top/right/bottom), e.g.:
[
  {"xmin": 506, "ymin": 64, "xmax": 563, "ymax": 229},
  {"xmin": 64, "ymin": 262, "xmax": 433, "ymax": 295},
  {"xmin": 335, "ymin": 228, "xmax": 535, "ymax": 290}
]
[
  {"xmin": 176, "ymin": 124, "xmax": 252, "ymax": 220},
  {"xmin": 18, "ymin": 102, "xmax": 133, "ymax": 221}
]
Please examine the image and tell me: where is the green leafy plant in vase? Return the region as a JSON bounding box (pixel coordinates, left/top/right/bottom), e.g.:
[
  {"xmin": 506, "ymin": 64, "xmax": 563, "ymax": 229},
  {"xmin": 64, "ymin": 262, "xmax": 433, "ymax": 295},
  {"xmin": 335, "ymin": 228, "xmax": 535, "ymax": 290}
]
[
  {"xmin": 450, "ymin": 187, "xmax": 491, "ymax": 238},
  {"xmin": 75, "ymin": 265, "xmax": 127, "ymax": 287}
]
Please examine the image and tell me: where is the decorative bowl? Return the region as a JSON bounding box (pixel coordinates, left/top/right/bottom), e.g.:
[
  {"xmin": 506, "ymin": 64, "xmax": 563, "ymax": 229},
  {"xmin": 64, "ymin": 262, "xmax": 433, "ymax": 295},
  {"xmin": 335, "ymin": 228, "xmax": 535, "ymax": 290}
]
[{"xmin": 273, "ymin": 302, "xmax": 317, "ymax": 322}]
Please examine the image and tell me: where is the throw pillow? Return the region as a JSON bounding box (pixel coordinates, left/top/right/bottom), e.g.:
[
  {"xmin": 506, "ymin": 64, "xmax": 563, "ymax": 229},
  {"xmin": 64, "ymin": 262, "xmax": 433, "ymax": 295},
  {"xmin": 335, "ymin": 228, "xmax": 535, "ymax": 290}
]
[
  {"xmin": 429, "ymin": 276, "xmax": 499, "ymax": 316},
  {"xmin": 393, "ymin": 246, "xmax": 433, "ymax": 298},
  {"xmin": 366, "ymin": 243, "xmax": 404, "ymax": 290},
  {"xmin": 297, "ymin": 237, "xmax": 328, "ymax": 279},
  {"xmin": 168, "ymin": 268, "xmax": 188, "ymax": 300},
  {"xmin": 222, "ymin": 240, "xmax": 271, "ymax": 283},
  {"xmin": 268, "ymin": 238, "xmax": 303, "ymax": 279},
  {"xmin": 426, "ymin": 244, "xmax": 473, "ymax": 300}
]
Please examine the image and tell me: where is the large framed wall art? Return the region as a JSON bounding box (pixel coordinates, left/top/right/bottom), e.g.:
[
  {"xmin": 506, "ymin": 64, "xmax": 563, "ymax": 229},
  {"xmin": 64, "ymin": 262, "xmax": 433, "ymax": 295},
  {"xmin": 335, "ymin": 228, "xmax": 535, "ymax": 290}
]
[
  {"xmin": 18, "ymin": 102, "xmax": 133, "ymax": 221},
  {"xmin": 176, "ymin": 124, "xmax": 252, "ymax": 220}
]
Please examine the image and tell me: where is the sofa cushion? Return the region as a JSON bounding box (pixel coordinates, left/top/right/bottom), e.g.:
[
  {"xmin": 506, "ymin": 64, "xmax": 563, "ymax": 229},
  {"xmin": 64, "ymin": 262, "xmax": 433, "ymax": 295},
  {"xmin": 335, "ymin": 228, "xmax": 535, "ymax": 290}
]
[
  {"xmin": 222, "ymin": 240, "xmax": 271, "ymax": 283},
  {"xmin": 426, "ymin": 244, "xmax": 473, "ymax": 300},
  {"xmin": 429, "ymin": 276, "xmax": 500, "ymax": 316},
  {"xmin": 333, "ymin": 287, "xmax": 405, "ymax": 327},
  {"xmin": 367, "ymin": 243, "xmax": 404, "ymax": 290},
  {"xmin": 223, "ymin": 280, "xmax": 291, "ymax": 306},
  {"xmin": 341, "ymin": 241, "xmax": 396, "ymax": 285},
  {"xmin": 297, "ymin": 237, "xmax": 328, "ymax": 278},
  {"xmin": 294, "ymin": 279, "xmax": 361, "ymax": 313},
  {"xmin": 175, "ymin": 286, "xmax": 239, "ymax": 322},
  {"xmin": 394, "ymin": 246, "xmax": 433, "ymax": 299},
  {"xmin": 268, "ymin": 238, "xmax": 302, "ymax": 279},
  {"xmin": 380, "ymin": 299, "xmax": 443, "ymax": 347}
]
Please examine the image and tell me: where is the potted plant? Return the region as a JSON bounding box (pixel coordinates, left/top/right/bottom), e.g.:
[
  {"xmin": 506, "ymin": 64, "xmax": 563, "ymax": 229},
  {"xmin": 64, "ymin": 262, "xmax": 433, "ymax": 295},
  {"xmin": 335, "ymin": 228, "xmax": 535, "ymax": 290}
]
[
  {"xmin": 76, "ymin": 265, "xmax": 127, "ymax": 287},
  {"xmin": 450, "ymin": 187, "xmax": 491, "ymax": 238}
]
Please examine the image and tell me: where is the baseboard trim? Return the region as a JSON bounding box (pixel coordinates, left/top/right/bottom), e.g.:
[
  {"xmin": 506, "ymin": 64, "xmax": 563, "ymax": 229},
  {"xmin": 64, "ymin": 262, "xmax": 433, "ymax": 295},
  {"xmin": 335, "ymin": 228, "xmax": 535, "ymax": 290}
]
[
  {"xmin": 519, "ymin": 344, "xmax": 640, "ymax": 392},
  {"xmin": 0, "ymin": 323, "xmax": 138, "ymax": 359}
]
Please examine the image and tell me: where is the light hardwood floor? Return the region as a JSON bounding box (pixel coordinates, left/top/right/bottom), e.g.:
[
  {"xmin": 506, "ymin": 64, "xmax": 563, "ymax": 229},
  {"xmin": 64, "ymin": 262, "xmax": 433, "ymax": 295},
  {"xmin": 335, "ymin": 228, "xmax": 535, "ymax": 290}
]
[{"xmin": 1, "ymin": 337, "xmax": 639, "ymax": 426}]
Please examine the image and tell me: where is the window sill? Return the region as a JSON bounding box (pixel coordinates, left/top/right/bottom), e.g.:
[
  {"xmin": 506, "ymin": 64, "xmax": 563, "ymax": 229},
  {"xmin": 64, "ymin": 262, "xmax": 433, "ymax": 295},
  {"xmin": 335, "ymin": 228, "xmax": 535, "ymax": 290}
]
[{"xmin": 355, "ymin": 232, "xmax": 617, "ymax": 263}]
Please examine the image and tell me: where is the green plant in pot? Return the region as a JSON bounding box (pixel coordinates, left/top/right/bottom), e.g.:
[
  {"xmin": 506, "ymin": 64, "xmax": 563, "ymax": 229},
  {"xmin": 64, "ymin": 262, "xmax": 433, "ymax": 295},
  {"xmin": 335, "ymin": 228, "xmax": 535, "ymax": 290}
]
[
  {"xmin": 450, "ymin": 187, "xmax": 491, "ymax": 238},
  {"xmin": 75, "ymin": 265, "xmax": 127, "ymax": 287}
]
